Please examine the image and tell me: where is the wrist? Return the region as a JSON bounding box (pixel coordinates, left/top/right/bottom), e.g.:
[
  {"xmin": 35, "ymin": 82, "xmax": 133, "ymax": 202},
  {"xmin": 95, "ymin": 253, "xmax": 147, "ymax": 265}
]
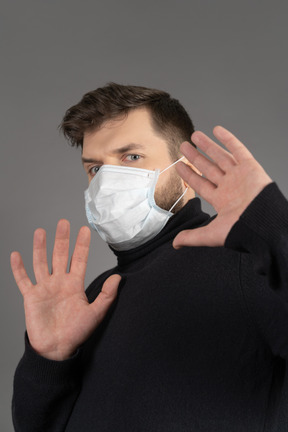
[{"xmin": 28, "ymin": 338, "xmax": 77, "ymax": 361}]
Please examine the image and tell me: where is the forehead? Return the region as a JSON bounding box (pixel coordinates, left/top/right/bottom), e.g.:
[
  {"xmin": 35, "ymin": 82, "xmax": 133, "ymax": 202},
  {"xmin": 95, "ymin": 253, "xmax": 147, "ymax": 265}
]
[{"xmin": 82, "ymin": 108, "xmax": 170, "ymax": 157}]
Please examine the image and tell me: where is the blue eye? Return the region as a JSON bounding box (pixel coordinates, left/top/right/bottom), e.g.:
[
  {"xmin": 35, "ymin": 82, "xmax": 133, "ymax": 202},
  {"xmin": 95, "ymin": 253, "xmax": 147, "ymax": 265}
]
[
  {"xmin": 89, "ymin": 166, "xmax": 100, "ymax": 176},
  {"xmin": 126, "ymin": 154, "xmax": 141, "ymax": 161}
]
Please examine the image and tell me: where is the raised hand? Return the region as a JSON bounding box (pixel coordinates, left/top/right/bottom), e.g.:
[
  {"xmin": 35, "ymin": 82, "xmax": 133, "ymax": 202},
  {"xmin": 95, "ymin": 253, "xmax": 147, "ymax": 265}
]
[
  {"xmin": 173, "ymin": 126, "xmax": 272, "ymax": 249},
  {"xmin": 11, "ymin": 220, "xmax": 121, "ymax": 361}
]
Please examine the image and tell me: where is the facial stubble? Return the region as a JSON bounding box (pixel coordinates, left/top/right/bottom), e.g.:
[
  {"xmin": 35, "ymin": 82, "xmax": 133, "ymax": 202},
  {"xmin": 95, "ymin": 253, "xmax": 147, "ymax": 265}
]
[{"xmin": 154, "ymin": 170, "xmax": 186, "ymax": 214}]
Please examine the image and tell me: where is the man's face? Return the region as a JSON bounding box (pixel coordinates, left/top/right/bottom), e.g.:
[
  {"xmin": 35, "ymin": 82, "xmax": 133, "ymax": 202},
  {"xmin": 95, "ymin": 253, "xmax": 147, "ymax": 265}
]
[{"xmin": 82, "ymin": 108, "xmax": 193, "ymax": 212}]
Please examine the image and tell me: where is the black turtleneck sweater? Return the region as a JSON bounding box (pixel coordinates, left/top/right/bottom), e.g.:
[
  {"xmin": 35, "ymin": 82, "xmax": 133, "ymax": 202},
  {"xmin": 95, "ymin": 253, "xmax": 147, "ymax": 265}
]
[{"xmin": 12, "ymin": 183, "xmax": 288, "ymax": 431}]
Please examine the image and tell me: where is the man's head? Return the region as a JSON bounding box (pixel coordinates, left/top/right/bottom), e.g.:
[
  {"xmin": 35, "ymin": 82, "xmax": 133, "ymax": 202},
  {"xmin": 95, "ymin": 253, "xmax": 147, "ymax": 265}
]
[
  {"xmin": 60, "ymin": 82, "xmax": 195, "ymax": 160},
  {"xmin": 59, "ymin": 83, "xmax": 197, "ymax": 212}
]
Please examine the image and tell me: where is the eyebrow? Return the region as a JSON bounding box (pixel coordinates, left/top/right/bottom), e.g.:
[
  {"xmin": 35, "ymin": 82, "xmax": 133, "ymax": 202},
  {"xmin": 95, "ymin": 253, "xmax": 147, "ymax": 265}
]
[{"xmin": 81, "ymin": 143, "xmax": 146, "ymax": 165}]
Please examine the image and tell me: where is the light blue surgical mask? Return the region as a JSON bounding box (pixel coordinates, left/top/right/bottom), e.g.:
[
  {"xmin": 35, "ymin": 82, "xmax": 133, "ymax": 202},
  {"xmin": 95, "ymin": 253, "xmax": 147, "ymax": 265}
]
[{"xmin": 85, "ymin": 157, "xmax": 187, "ymax": 251}]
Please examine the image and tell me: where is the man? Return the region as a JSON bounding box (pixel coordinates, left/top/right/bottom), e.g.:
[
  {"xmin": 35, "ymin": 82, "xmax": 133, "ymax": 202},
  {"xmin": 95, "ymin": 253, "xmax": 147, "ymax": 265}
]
[{"xmin": 11, "ymin": 83, "xmax": 288, "ymax": 431}]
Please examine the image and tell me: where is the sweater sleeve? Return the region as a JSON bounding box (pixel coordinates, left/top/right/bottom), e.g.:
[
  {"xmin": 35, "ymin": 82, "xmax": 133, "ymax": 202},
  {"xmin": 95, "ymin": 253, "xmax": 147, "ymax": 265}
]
[
  {"xmin": 12, "ymin": 268, "xmax": 117, "ymax": 431},
  {"xmin": 12, "ymin": 334, "xmax": 82, "ymax": 432},
  {"xmin": 225, "ymin": 182, "xmax": 288, "ymax": 358}
]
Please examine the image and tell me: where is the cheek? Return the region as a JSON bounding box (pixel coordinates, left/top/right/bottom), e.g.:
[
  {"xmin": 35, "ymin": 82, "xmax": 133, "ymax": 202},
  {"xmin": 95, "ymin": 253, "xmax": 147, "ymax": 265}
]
[
  {"xmin": 155, "ymin": 170, "xmax": 171, "ymax": 191},
  {"xmin": 156, "ymin": 169, "xmax": 183, "ymax": 193}
]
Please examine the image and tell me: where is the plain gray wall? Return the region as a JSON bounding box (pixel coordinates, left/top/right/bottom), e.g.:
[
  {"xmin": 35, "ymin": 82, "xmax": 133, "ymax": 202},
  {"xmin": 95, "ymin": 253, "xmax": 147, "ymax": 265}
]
[{"xmin": 1, "ymin": 0, "xmax": 287, "ymax": 430}]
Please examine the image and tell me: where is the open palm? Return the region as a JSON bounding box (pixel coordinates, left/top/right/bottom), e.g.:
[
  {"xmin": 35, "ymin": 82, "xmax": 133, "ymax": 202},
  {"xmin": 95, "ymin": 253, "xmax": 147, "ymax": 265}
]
[
  {"xmin": 11, "ymin": 220, "xmax": 120, "ymax": 360},
  {"xmin": 173, "ymin": 126, "xmax": 272, "ymax": 248}
]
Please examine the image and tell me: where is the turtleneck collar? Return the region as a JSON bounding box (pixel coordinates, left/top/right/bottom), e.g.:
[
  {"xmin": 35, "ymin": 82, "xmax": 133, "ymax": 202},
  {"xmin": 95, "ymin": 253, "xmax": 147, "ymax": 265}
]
[{"xmin": 111, "ymin": 198, "xmax": 211, "ymax": 267}]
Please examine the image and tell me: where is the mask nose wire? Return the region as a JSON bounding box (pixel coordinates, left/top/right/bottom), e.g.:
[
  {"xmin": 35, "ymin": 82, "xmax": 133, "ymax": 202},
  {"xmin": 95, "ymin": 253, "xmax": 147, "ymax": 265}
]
[{"xmin": 159, "ymin": 156, "xmax": 185, "ymax": 175}]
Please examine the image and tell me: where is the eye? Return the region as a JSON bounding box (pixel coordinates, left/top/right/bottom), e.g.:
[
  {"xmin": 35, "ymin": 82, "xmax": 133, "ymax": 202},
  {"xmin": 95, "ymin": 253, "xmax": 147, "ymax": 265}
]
[
  {"xmin": 125, "ymin": 154, "xmax": 141, "ymax": 162},
  {"xmin": 89, "ymin": 166, "xmax": 100, "ymax": 176}
]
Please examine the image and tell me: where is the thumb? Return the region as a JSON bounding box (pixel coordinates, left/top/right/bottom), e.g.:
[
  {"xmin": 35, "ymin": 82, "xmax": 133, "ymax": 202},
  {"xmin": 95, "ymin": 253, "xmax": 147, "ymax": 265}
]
[
  {"xmin": 173, "ymin": 226, "xmax": 220, "ymax": 249},
  {"xmin": 90, "ymin": 274, "xmax": 121, "ymax": 320},
  {"xmin": 101, "ymin": 274, "xmax": 122, "ymax": 297}
]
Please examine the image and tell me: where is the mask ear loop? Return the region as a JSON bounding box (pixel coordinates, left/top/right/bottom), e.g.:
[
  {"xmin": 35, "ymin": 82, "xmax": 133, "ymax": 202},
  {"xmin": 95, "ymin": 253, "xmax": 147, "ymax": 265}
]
[
  {"xmin": 169, "ymin": 187, "xmax": 188, "ymax": 212},
  {"xmin": 159, "ymin": 156, "xmax": 188, "ymax": 213},
  {"xmin": 159, "ymin": 156, "xmax": 185, "ymax": 175}
]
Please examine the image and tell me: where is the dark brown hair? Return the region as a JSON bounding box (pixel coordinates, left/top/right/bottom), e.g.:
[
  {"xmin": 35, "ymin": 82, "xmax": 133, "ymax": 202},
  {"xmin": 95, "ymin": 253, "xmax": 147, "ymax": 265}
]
[{"xmin": 59, "ymin": 83, "xmax": 195, "ymax": 159}]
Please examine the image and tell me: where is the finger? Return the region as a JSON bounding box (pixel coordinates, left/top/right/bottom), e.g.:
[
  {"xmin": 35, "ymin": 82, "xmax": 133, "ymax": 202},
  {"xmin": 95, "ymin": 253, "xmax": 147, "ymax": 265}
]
[
  {"xmin": 90, "ymin": 274, "xmax": 121, "ymax": 321},
  {"xmin": 213, "ymin": 126, "xmax": 254, "ymax": 162},
  {"xmin": 173, "ymin": 226, "xmax": 222, "ymax": 249},
  {"xmin": 70, "ymin": 226, "xmax": 91, "ymax": 280},
  {"xmin": 191, "ymin": 130, "xmax": 237, "ymax": 172},
  {"xmin": 10, "ymin": 251, "xmax": 33, "ymax": 296},
  {"xmin": 52, "ymin": 219, "xmax": 70, "ymax": 274},
  {"xmin": 175, "ymin": 161, "xmax": 216, "ymax": 203},
  {"xmin": 180, "ymin": 141, "xmax": 224, "ymax": 184},
  {"xmin": 33, "ymin": 228, "xmax": 49, "ymax": 282}
]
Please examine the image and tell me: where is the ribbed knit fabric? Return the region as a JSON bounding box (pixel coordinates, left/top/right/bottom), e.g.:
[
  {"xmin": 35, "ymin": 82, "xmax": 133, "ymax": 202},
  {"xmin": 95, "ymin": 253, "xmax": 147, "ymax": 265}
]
[{"xmin": 12, "ymin": 183, "xmax": 288, "ymax": 431}]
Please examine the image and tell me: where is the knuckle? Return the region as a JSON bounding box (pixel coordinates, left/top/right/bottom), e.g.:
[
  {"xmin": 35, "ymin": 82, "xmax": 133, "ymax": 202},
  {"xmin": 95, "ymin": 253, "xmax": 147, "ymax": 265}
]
[
  {"xmin": 54, "ymin": 240, "xmax": 68, "ymax": 255},
  {"xmin": 73, "ymin": 255, "xmax": 88, "ymax": 264}
]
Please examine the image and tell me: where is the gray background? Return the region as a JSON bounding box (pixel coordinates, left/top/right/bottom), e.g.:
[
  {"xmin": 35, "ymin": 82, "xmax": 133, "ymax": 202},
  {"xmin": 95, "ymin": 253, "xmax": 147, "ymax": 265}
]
[{"xmin": 1, "ymin": 0, "xmax": 287, "ymax": 429}]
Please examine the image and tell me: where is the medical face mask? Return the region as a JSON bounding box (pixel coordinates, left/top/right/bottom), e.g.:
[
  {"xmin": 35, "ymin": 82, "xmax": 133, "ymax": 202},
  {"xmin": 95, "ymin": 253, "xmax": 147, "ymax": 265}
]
[{"xmin": 84, "ymin": 157, "xmax": 187, "ymax": 251}]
